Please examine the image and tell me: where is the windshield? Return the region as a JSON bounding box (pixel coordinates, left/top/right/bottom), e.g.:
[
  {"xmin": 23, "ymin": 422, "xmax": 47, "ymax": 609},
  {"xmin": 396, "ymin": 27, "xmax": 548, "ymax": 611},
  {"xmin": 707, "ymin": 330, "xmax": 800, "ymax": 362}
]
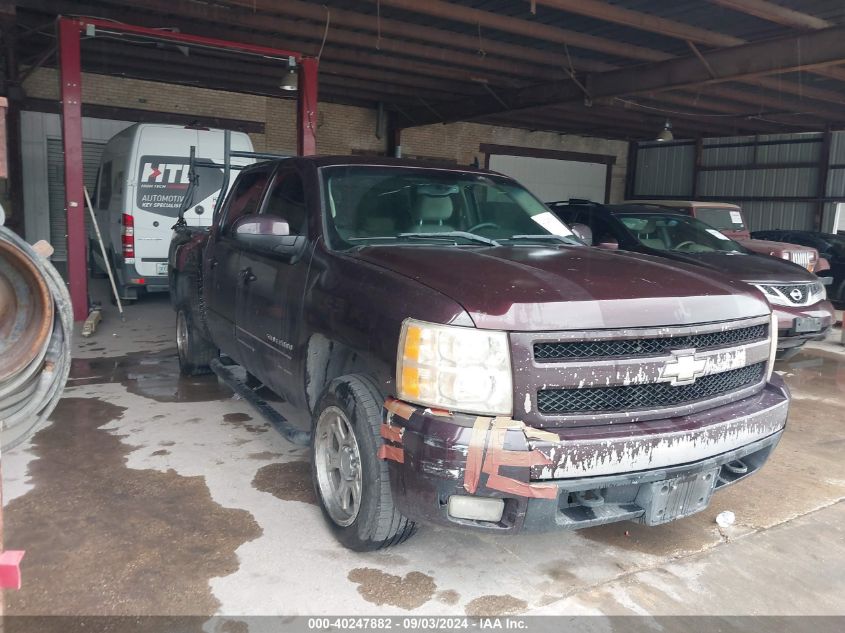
[
  {"xmin": 825, "ymin": 234, "xmax": 845, "ymax": 257},
  {"xmin": 321, "ymin": 165, "xmax": 577, "ymax": 249},
  {"xmin": 616, "ymin": 213, "xmax": 747, "ymax": 254},
  {"xmin": 695, "ymin": 206, "xmax": 745, "ymax": 232}
]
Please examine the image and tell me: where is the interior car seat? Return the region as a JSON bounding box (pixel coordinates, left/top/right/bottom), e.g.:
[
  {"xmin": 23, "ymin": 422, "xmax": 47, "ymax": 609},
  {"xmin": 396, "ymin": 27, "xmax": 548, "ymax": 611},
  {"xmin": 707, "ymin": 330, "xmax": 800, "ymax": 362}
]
[{"xmin": 407, "ymin": 190, "xmax": 456, "ymax": 232}]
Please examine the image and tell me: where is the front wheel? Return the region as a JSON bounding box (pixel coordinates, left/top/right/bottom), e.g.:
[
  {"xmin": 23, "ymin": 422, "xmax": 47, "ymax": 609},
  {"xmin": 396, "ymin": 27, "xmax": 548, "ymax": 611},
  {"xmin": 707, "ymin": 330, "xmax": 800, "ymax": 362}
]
[
  {"xmin": 311, "ymin": 374, "xmax": 416, "ymax": 551},
  {"xmin": 176, "ymin": 308, "xmax": 217, "ymax": 376}
]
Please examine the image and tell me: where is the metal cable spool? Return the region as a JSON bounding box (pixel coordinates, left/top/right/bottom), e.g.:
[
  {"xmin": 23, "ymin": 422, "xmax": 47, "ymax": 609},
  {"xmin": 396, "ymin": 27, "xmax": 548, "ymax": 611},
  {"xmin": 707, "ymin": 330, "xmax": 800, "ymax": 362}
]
[{"xmin": 0, "ymin": 223, "xmax": 72, "ymax": 451}]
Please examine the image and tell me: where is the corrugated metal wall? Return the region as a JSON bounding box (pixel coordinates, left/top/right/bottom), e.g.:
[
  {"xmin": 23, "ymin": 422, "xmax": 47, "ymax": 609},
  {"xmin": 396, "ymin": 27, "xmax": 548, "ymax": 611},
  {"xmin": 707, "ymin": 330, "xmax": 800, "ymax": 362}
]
[
  {"xmin": 633, "ymin": 143, "xmax": 695, "ymax": 197},
  {"xmin": 631, "ymin": 131, "xmax": 845, "ymax": 233}
]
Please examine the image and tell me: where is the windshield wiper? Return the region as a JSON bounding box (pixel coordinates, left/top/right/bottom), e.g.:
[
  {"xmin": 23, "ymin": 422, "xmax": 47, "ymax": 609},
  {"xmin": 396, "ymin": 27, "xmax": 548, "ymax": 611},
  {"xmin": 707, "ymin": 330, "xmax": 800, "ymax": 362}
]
[
  {"xmin": 507, "ymin": 234, "xmax": 578, "ymax": 245},
  {"xmin": 397, "ymin": 231, "xmax": 500, "ymax": 246}
]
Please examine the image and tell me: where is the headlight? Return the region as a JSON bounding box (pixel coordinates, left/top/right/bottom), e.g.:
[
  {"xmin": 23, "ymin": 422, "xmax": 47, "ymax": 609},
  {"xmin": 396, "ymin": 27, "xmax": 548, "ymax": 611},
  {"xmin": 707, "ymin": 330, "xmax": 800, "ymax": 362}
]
[
  {"xmin": 767, "ymin": 312, "xmax": 778, "ymax": 381},
  {"xmin": 396, "ymin": 319, "xmax": 512, "ymax": 416}
]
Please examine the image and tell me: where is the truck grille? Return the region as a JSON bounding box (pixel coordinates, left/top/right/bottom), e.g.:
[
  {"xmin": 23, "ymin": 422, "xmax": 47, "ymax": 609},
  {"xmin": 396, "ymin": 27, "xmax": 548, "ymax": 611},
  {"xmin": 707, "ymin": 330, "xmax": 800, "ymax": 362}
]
[
  {"xmin": 534, "ymin": 323, "xmax": 767, "ymax": 361},
  {"xmin": 536, "ymin": 362, "xmax": 766, "ymax": 414}
]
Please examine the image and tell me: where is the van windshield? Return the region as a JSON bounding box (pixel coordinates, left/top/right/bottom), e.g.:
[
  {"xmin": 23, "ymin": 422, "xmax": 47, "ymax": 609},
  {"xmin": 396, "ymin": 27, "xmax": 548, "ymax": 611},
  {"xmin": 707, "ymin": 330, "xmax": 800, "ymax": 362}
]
[
  {"xmin": 321, "ymin": 165, "xmax": 578, "ymax": 248},
  {"xmin": 695, "ymin": 206, "xmax": 745, "ymax": 231}
]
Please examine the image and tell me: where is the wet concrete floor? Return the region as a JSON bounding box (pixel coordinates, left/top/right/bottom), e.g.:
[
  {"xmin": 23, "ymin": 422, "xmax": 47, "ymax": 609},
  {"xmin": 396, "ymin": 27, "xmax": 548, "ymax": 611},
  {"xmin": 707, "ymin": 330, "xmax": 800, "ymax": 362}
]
[{"xmin": 2, "ymin": 293, "xmax": 844, "ymax": 618}]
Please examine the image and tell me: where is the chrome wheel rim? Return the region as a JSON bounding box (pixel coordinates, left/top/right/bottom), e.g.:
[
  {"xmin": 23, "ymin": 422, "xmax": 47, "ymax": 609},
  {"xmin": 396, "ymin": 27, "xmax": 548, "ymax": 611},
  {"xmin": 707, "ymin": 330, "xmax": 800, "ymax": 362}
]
[
  {"xmin": 176, "ymin": 311, "xmax": 188, "ymax": 361},
  {"xmin": 315, "ymin": 406, "xmax": 362, "ymax": 527}
]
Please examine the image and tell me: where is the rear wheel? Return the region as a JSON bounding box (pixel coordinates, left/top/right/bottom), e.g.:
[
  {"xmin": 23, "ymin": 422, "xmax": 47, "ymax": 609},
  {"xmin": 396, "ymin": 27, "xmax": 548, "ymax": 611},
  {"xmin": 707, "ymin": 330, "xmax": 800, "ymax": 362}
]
[
  {"xmin": 176, "ymin": 308, "xmax": 217, "ymax": 376},
  {"xmin": 311, "ymin": 374, "xmax": 416, "ymax": 550}
]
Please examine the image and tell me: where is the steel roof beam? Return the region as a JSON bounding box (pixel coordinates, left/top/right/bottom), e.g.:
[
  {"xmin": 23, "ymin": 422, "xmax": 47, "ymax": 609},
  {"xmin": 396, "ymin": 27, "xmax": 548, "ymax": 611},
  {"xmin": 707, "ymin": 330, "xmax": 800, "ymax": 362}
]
[
  {"xmin": 707, "ymin": 0, "xmax": 833, "ymax": 30},
  {"xmin": 398, "ymin": 25, "xmax": 845, "ymax": 126}
]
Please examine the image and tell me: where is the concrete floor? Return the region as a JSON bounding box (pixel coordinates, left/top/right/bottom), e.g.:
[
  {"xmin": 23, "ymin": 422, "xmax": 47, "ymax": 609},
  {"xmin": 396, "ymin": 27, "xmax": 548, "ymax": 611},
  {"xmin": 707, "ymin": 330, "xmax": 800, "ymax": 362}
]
[{"xmin": 3, "ymin": 284, "xmax": 845, "ymax": 618}]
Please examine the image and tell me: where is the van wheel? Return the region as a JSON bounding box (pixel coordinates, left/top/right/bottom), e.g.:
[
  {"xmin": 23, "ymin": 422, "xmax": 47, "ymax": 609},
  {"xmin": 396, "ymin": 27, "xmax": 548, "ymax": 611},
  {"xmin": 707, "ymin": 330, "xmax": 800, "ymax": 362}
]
[
  {"xmin": 109, "ymin": 294, "xmax": 135, "ymax": 307},
  {"xmin": 311, "ymin": 374, "xmax": 416, "ymax": 551},
  {"xmin": 176, "ymin": 308, "xmax": 217, "ymax": 376}
]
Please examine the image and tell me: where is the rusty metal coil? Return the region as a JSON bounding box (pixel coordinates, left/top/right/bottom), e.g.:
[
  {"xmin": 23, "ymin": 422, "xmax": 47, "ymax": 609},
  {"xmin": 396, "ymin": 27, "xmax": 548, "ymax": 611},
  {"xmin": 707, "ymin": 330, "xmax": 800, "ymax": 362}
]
[{"xmin": 0, "ymin": 224, "xmax": 72, "ymax": 451}]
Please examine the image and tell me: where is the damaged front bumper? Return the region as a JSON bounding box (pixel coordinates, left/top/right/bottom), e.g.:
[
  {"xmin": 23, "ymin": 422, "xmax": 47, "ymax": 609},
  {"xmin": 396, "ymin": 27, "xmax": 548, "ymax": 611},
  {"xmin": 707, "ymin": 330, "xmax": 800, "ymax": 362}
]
[{"xmin": 380, "ymin": 375, "xmax": 789, "ymax": 533}]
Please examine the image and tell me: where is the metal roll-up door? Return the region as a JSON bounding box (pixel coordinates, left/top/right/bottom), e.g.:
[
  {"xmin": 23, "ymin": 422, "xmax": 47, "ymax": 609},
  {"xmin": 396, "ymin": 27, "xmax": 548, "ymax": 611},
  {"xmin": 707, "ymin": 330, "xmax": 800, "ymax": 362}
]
[{"xmin": 46, "ymin": 138, "xmax": 106, "ymax": 261}]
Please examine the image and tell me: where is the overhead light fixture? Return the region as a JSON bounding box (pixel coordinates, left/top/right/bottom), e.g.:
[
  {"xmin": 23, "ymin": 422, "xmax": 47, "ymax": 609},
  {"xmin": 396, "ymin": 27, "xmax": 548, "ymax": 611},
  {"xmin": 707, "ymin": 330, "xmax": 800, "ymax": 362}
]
[
  {"xmin": 656, "ymin": 119, "xmax": 674, "ymax": 142},
  {"xmin": 280, "ymin": 56, "xmax": 298, "ymax": 92}
]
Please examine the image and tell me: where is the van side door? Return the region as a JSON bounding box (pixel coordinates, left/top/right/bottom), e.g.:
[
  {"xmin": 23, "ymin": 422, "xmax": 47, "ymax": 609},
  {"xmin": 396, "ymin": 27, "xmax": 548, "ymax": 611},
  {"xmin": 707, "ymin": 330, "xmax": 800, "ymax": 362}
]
[
  {"xmin": 234, "ymin": 166, "xmax": 310, "ymax": 399},
  {"xmin": 203, "ymin": 167, "xmax": 272, "ymax": 359}
]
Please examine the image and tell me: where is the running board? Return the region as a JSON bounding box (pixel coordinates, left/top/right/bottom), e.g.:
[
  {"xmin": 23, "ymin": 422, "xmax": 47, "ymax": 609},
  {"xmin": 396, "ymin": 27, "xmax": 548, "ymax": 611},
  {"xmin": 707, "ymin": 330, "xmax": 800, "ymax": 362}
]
[{"xmin": 210, "ymin": 358, "xmax": 311, "ymax": 446}]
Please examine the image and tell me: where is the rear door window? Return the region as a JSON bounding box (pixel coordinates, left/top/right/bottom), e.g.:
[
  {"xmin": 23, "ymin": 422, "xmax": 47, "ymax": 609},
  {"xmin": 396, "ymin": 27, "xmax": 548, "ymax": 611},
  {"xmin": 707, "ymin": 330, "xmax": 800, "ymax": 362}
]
[
  {"xmin": 96, "ymin": 161, "xmax": 113, "ymax": 209},
  {"xmin": 262, "ymin": 169, "xmax": 307, "ymax": 235},
  {"xmin": 219, "ymin": 169, "xmax": 272, "ymax": 235}
]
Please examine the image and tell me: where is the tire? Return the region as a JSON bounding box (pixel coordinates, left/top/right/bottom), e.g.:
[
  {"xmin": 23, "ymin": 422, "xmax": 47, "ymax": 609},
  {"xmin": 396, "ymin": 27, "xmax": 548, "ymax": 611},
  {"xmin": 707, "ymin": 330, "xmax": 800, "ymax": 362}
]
[
  {"xmin": 311, "ymin": 374, "xmax": 416, "ymax": 551},
  {"xmin": 110, "ymin": 293, "xmax": 136, "ymax": 307},
  {"xmin": 176, "ymin": 308, "xmax": 217, "ymax": 376}
]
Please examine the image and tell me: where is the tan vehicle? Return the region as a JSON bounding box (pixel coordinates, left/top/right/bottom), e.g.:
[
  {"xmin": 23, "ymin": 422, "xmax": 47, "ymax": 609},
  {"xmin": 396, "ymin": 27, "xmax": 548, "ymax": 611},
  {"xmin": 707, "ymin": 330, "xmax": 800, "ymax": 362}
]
[{"xmin": 629, "ymin": 200, "xmax": 824, "ymax": 274}]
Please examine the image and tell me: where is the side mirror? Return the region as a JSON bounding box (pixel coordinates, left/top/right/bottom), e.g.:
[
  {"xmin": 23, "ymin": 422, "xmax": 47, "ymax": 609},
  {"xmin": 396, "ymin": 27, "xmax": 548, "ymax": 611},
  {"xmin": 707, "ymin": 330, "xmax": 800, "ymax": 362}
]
[
  {"xmin": 233, "ymin": 214, "xmax": 305, "ymax": 259},
  {"xmin": 234, "ymin": 214, "xmax": 290, "ymax": 237},
  {"xmin": 597, "ymin": 237, "xmax": 619, "ymax": 251},
  {"xmin": 570, "ymin": 223, "xmax": 593, "ymax": 245}
]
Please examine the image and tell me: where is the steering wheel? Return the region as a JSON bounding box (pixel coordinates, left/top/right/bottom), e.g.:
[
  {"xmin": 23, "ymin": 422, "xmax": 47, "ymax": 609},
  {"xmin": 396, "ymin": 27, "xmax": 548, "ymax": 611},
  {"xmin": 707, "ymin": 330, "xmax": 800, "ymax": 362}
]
[
  {"xmin": 467, "ymin": 222, "xmax": 500, "ymax": 232},
  {"xmin": 674, "ymin": 240, "xmax": 698, "ymax": 251}
]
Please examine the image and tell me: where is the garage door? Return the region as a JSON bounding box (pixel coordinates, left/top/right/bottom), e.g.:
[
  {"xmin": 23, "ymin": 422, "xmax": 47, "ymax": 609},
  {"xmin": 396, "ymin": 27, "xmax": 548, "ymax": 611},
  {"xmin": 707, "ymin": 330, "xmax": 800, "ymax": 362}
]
[
  {"xmin": 488, "ymin": 154, "xmax": 608, "ymax": 204},
  {"xmin": 46, "ymin": 138, "xmax": 106, "ymax": 260}
]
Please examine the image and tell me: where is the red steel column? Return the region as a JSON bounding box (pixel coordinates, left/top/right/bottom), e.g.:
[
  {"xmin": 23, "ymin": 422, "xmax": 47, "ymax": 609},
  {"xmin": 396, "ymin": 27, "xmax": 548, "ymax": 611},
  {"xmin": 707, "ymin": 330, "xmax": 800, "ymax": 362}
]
[
  {"xmin": 58, "ymin": 18, "xmax": 87, "ymax": 321},
  {"xmin": 297, "ymin": 57, "xmax": 318, "ymax": 156}
]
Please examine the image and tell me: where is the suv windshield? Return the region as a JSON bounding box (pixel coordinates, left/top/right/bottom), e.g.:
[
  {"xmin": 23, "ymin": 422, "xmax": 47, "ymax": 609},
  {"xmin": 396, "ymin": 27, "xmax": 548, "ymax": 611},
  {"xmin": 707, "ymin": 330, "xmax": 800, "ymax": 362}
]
[
  {"xmin": 321, "ymin": 165, "xmax": 576, "ymax": 249},
  {"xmin": 616, "ymin": 213, "xmax": 747, "ymax": 254},
  {"xmin": 825, "ymin": 235, "xmax": 845, "ymax": 258}
]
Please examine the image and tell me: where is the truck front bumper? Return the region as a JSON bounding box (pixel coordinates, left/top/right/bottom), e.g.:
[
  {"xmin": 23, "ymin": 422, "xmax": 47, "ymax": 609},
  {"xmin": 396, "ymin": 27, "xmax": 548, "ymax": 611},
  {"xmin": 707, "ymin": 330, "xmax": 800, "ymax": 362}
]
[{"xmin": 380, "ymin": 376, "xmax": 789, "ymax": 533}]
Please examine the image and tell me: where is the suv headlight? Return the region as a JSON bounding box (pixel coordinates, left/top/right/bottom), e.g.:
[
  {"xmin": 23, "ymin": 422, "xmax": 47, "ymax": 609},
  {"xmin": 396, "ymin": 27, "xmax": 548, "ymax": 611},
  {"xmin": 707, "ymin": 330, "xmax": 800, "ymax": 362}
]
[{"xmin": 396, "ymin": 319, "xmax": 512, "ymax": 416}]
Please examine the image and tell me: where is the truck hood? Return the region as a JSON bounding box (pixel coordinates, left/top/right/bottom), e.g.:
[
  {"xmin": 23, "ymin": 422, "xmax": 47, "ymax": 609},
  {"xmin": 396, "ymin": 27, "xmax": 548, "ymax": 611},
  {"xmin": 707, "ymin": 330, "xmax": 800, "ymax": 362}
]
[
  {"xmin": 649, "ymin": 251, "xmax": 814, "ymax": 284},
  {"xmin": 351, "ymin": 245, "xmax": 769, "ymax": 331}
]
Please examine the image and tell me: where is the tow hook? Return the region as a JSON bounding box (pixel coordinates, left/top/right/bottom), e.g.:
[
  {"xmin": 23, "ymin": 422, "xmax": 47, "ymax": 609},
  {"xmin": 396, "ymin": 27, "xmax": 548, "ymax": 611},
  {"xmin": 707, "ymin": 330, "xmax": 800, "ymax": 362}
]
[{"xmin": 575, "ymin": 489, "xmax": 605, "ymax": 507}]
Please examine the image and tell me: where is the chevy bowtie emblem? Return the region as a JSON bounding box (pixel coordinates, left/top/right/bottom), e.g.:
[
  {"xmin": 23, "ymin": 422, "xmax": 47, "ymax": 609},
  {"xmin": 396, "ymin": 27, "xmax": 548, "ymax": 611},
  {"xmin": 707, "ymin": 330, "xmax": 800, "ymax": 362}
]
[{"xmin": 661, "ymin": 350, "xmax": 707, "ymax": 386}]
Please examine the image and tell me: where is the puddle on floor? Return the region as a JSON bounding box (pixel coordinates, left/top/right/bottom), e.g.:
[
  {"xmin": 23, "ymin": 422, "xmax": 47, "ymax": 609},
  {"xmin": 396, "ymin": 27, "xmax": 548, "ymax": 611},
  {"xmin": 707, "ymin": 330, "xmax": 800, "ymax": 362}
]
[
  {"xmin": 347, "ymin": 568, "xmax": 437, "ymax": 610},
  {"xmin": 67, "ymin": 349, "xmax": 231, "ymax": 403},
  {"xmin": 778, "ymin": 349, "xmax": 845, "ymax": 399},
  {"xmin": 4, "ymin": 397, "xmax": 261, "ymax": 616},
  {"xmin": 252, "ymin": 461, "xmax": 316, "ymax": 505}
]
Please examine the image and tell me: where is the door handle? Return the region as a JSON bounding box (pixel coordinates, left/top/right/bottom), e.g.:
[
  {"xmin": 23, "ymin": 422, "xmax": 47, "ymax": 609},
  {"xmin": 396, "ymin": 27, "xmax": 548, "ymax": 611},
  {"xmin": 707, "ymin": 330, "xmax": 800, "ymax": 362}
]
[
  {"xmin": 210, "ymin": 258, "xmax": 218, "ymax": 269},
  {"xmin": 240, "ymin": 267, "xmax": 257, "ymax": 284}
]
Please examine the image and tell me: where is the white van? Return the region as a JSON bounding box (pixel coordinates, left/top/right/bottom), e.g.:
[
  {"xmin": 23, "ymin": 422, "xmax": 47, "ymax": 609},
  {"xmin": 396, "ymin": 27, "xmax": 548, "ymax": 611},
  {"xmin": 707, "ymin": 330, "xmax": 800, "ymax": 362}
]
[{"xmin": 91, "ymin": 123, "xmax": 254, "ymax": 301}]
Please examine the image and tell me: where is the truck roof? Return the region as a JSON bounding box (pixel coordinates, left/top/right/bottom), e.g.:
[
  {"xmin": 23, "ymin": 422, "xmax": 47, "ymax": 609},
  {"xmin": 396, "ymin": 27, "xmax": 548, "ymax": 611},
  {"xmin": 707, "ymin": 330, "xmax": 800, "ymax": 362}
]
[
  {"xmin": 627, "ymin": 199, "xmax": 742, "ymax": 211},
  {"xmin": 262, "ymin": 154, "xmax": 494, "ymax": 174}
]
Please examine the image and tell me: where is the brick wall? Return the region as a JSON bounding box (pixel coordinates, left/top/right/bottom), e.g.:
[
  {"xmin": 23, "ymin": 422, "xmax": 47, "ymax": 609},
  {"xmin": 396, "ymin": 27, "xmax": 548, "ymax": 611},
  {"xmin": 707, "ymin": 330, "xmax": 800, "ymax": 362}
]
[
  {"xmin": 23, "ymin": 68, "xmax": 628, "ymax": 199},
  {"xmin": 401, "ymin": 122, "xmax": 629, "ymax": 202}
]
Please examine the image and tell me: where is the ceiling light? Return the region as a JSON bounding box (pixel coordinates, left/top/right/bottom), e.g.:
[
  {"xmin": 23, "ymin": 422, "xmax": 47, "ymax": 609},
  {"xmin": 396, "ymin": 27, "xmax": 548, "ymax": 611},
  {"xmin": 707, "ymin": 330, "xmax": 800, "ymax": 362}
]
[
  {"xmin": 280, "ymin": 56, "xmax": 298, "ymax": 92},
  {"xmin": 656, "ymin": 119, "xmax": 674, "ymax": 142}
]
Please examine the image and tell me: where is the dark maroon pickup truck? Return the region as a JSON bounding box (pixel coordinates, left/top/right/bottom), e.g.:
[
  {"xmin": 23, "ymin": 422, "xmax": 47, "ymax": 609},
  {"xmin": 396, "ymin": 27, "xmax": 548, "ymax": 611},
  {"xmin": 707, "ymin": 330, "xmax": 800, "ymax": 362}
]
[{"xmin": 170, "ymin": 156, "xmax": 789, "ymax": 551}]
